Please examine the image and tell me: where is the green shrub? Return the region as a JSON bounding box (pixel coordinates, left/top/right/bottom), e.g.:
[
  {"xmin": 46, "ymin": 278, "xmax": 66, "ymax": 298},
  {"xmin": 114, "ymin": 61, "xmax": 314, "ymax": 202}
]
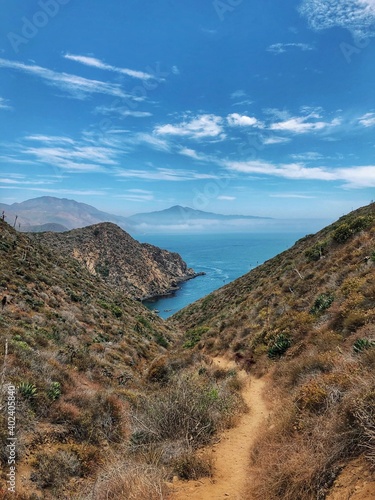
[
  {"xmin": 310, "ymin": 293, "xmax": 334, "ymax": 315},
  {"xmin": 353, "ymin": 338, "xmax": 375, "ymax": 353},
  {"xmin": 268, "ymin": 334, "xmax": 291, "ymax": 358},
  {"xmin": 305, "ymin": 241, "xmax": 328, "ymax": 261},
  {"xmin": 154, "ymin": 333, "xmax": 168, "ymax": 348},
  {"xmin": 333, "ymin": 216, "xmax": 373, "ymax": 244},
  {"xmin": 349, "ymin": 215, "xmax": 373, "ymax": 232},
  {"xmin": 47, "ymin": 381, "xmax": 61, "ymax": 401},
  {"xmin": 183, "ymin": 326, "xmax": 209, "ymax": 349},
  {"xmin": 333, "ymin": 223, "xmax": 352, "ymax": 243}
]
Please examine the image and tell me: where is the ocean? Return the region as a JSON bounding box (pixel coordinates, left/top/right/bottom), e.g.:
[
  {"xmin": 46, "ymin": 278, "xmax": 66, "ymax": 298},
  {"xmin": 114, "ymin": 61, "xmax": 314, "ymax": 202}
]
[{"xmin": 138, "ymin": 232, "xmax": 306, "ymax": 319}]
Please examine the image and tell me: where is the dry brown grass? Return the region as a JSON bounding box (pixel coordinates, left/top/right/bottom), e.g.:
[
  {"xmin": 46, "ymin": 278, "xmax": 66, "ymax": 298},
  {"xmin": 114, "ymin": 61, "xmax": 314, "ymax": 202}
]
[
  {"xmin": 247, "ymin": 355, "xmax": 375, "ymax": 499},
  {"xmin": 80, "ymin": 459, "xmax": 170, "ymax": 500}
]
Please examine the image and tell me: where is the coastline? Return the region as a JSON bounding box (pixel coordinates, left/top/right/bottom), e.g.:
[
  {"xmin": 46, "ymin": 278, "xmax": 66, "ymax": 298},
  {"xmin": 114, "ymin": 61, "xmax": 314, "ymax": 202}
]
[{"xmin": 141, "ymin": 271, "xmax": 206, "ymax": 303}]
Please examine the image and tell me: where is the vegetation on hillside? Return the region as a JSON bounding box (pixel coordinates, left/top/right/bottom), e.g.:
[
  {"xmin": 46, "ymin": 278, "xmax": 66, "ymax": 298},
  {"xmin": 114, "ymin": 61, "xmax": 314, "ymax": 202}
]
[
  {"xmin": 1, "ymin": 202, "xmax": 374, "ymax": 499},
  {"xmin": 29, "ymin": 222, "xmax": 197, "ymax": 301},
  {"xmin": 173, "ymin": 203, "xmax": 375, "ymax": 499},
  {"xmin": 0, "ymin": 220, "xmax": 244, "ymax": 499}
]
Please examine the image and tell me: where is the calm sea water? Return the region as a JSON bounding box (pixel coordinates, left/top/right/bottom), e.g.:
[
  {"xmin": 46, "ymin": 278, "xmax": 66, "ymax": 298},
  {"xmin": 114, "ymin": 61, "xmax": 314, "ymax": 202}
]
[{"xmin": 138, "ymin": 232, "xmax": 305, "ymax": 319}]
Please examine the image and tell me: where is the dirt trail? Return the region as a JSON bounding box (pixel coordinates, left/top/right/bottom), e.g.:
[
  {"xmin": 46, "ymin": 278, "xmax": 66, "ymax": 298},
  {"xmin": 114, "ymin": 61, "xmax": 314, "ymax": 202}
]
[{"xmin": 171, "ymin": 357, "xmax": 269, "ymax": 500}]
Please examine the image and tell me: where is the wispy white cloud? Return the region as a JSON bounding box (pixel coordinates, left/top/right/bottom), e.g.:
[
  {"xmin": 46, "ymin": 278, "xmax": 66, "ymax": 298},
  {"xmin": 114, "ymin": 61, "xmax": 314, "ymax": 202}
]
[
  {"xmin": 0, "ymin": 58, "xmax": 130, "ymax": 99},
  {"xmin": 269, "ymin": 193, "xmax": 316, "ymax": 199},
  {"xmin": 0, "ymin": 97, "xmax": 12, "ymax": 110},
  {"xmin": 262, "ymin": 136, "xmax": 291, "ymax": 145},
  {"xmin": 290, "ymin": 151, "xmax": 324, "ymax": 160},
  {"xmin": 179, "ymin": 147, "xmax": 204, "ymax": 160},
  {"xmin": 134, "ymin": 133, "xmax": 171, "ymax": 151},
  {"xmin": 230, "ymin": 90, "xmax": 247, "ymax": 99},
  {"xmin": 299, "ymin": 0, "xmax": 375, "ymax": 37},
  {"xmin": 25, "ymin": 135, "xmax": 76, "ymax": 144},
  {"xmin": 217, "ymin": 195, "xmax": 236, "ymax": 200},
  {"xmin": 95, "ymin": 105, "xmax": 153, "ymax": 118},
  {"xmin": 263, "ymin": 108, "xmax": 291, "ymax": 121},
  {"xmin": 116, "ymin": 189, "xmax": 154, "ymax": 202},
  {"xmin": 155, "ymin": 114, "xmax": 225, "ymax": 140},
  {"xmin": 115, "ymin": 167, "xmax": 219, "ymax": 182},
  {"xmin": 226, "ymin": 160, "xmax": 337, "ymax": 180},
  {"xmin": 270, "ymin": 113, "xmax": 341, "ymax": 134},
  {"xmin": 0, "ymin": 184, "xmax": 107, "ymax": 196},
  {"xmin": 19, "ymin": 133, "xmax": 126, "ymax": 172},
  {"xmin": 0, "ymin": 175, "xmax": 54, "ymax": 186},
  {"xmin": 63, "ymin": 53, "xmax": 155, "ymax": 81},
  {"xmin": 230, "ymin": 90, "xmax": 253, "ymax": 107},
  {"xmin": 232, "ymin": 99, "xmax": 254, "ymax": 107},
  {"xmin": 227, "ymin": 113, "xmax": 260, "ymax": 127},
  {"xmin": 358, "ymin": 112, "xmax": 375, "ymax": 127},
  {"xmin": 336, "ymin": 165, "xmax": 375, "ymax": 188},
  {"xmin": 267, "ymin": 42, "xmax": 315, "ymax": 54},
  {"xmin": 225, "ymin": 159, "xmax": 375, "ymax": 187}
]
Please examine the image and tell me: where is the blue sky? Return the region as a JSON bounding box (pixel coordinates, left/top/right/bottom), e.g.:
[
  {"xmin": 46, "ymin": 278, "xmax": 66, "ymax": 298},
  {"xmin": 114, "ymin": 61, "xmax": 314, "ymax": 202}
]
[{"xmin": 0, "ymin": 0, "xmax": 375, "ymax": 225}]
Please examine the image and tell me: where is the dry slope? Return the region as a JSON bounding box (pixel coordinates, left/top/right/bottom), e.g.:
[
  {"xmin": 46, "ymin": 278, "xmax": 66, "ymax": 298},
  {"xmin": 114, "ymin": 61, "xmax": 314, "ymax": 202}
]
[
  {"xmin": 172, "ymin": 202, "xmax": 375, "ymax": 499},
  {"xmin": 29, "ymin": 222, "xmax": 199, "ymax": 300}
]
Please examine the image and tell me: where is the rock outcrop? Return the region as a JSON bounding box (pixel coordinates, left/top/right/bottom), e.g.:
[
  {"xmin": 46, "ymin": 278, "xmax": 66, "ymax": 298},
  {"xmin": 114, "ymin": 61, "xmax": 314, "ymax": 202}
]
[{"xmin": 29, "ymin": 222, "xmax": 201, "ymax": 300}]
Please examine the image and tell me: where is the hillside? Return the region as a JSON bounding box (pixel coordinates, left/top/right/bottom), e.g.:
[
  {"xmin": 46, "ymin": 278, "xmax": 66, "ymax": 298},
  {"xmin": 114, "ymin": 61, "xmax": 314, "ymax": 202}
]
[
  {"xmin": 1, "ymin": 205, "xmax": 374, "ymax": 499},
  {"xmin": 0, "ymin": 219, "xmax": 173, "ymax": 498},
  {"xmin": 28, "ymin": 223, "xmax": 200, "ymax": 300},
  {"xmin": 0, "ymin": 220, "xmax": 244, "ymax": 499},
  {"xmin": 172, "ymin": 202, "xmax": 375, "ymax": 499}
]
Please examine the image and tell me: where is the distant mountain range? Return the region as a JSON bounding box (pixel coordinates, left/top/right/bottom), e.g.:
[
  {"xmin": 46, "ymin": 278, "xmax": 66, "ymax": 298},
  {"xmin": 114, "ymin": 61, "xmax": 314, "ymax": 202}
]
[
  {"xmin": 128, "ymin": 205, "xmax": 272, "ymax": 225},
  {"xmin": 0, "ymin": 197, "xmax": 130, "ymax": 232},
  {"xmin": 0, "ymin": 197, "xmax": 272, "ymax": 233}
]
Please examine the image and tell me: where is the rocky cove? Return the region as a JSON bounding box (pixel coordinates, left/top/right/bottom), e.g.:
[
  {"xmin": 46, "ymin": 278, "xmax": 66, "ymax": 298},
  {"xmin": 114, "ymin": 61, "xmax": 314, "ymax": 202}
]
[{"xmin": 29, "ymin": 222, "xmax": 204, "ymax": 302}]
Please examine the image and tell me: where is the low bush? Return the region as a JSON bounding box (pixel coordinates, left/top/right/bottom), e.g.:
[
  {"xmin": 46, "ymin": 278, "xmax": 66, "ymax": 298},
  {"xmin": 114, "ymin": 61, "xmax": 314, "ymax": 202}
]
[
  {"xmin": 131, "ymin": 371, "xmax": 243, "ymax": 449},
  {"xmin": 79, "ymin": 460, "xmax": 169, "ymax": 500},
  {"xmin": 171, "ymin": 450, "xmax": 213, "ymax": 480},
  {"xmin": 350, "ymin": 390, "xmax": 375, "ymax": 467},
  {"xmin": 183, "ymin": 326, "xmax": 210, "ymax": 349},
  {"xmin": 51, "ymin": 392, "xmax": 127, "ymax": 444},
  {"xmin": 32, "ymin": 449, "xmax": 81, "ymax": 490}
]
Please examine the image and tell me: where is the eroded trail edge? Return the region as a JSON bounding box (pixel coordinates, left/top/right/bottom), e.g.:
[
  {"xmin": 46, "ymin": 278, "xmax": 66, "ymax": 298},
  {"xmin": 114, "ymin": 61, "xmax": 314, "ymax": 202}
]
[{"xmin": 171, "ymin": 357, "xmax": 269, "ymax": 500}]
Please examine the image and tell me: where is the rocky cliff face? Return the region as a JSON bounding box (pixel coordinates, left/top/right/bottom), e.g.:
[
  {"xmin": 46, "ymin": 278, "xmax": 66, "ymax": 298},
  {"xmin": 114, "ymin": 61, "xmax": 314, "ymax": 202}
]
[{"xmin": 29, "ymin": 222, "xmax": 198, "ymax": 300}]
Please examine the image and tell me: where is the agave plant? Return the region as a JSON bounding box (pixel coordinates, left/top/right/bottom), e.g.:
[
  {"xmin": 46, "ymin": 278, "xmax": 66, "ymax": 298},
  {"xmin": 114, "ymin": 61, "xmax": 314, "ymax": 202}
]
[
  {"xmin": 47, "ymin": 381, "xmax": 61, "ymax": 401},
  {"xmin": 353, "ymin": 338, "xmax": 375, "ymax": 353},
  {"xmin": 18, "ymin": 381, "xmax": 37, "ymax": 400},
  {"xmin": 268, "ymin": 334, "xmax": 291, "ymax": 359}
]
